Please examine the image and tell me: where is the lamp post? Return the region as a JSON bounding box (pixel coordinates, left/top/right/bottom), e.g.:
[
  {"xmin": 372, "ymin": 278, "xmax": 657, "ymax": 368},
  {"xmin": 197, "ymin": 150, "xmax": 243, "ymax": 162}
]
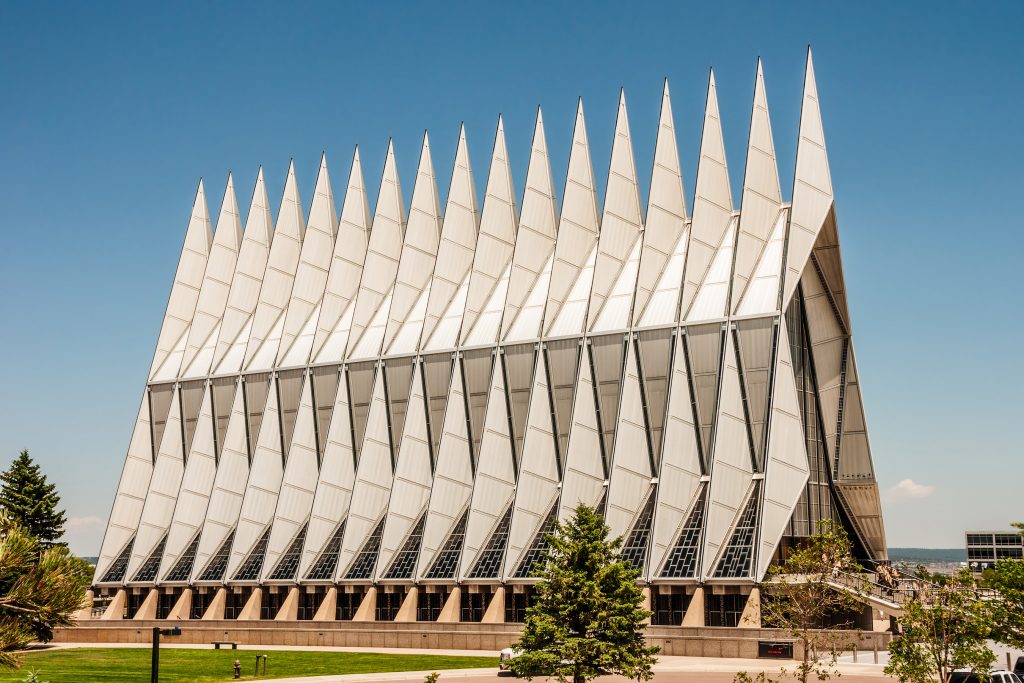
[{"xmin": 151, "ymin": 625, "xmax": 181, "ymax": 683}]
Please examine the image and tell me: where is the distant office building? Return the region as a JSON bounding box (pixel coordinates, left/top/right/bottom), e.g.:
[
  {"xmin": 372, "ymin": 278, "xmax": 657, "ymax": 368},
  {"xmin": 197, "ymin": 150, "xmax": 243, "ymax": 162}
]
[
  {"xmin": 966, "ymin": 531, "xmax": 1024, "ymax": 572},
  {"xmin": 93, "ymin": 51, "xmax": 885, "ymax": 628}
]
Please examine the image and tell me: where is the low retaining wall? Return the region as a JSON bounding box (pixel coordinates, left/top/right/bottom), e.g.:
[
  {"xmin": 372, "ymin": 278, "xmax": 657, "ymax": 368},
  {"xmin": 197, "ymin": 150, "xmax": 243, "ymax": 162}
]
[{"xmin": 53, "ymin": 621, "xmax": 892, "ymax": 659}]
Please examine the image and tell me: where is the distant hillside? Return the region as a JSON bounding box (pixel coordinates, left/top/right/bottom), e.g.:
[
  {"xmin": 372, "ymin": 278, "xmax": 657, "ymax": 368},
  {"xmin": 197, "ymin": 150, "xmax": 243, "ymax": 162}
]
[{"xmin": 888, "ymin": 547, "xmax": 965, "ymax": 564}]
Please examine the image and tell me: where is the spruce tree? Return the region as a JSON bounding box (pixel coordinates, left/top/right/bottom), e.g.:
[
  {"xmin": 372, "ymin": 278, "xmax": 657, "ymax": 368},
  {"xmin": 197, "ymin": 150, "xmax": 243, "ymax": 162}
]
[
  {"xmin": 0, "ymin": 451, "xmax": 66, "ymax": 546},
  {"xmin": 509, "ymin": 504, "xmax": 658, "ymax": 683}
]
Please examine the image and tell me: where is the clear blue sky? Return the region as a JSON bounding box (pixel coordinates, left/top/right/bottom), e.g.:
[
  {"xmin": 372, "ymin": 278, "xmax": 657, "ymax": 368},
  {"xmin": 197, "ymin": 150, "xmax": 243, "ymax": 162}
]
[{"xmin": 1, "ymin": 1, "xmax": 1021, "ymax": 554}]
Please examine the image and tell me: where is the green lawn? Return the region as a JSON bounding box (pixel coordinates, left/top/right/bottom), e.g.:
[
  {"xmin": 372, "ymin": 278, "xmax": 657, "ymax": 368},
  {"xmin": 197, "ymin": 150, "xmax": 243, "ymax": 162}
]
[{"xmin": 1, "ymin": 648, "xmax": 495, "ymax": 683}]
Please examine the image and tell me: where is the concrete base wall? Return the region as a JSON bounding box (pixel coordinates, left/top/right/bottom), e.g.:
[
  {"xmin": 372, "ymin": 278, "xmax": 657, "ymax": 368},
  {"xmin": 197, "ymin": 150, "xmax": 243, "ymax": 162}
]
[{"xmin": 52, "ymin": 621, "xmax": 892, "ymax": 658}]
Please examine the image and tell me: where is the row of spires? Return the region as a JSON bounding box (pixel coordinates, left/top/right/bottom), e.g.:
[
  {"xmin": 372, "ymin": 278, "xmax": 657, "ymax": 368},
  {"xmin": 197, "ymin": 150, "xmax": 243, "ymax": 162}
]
[
  {"xmin": 151, "ymin": 49, "xmax": 832, "ymax": 383},
  {"xmin": 187, "ymin": 53, "xmax": 820, "ymax": 251}
]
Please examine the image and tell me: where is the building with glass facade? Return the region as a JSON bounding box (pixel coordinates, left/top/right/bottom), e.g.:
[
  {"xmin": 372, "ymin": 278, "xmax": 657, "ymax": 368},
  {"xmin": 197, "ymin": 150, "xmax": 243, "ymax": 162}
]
[
  {"xmin": 92, "ymin": 51, "xmax": 886, "ymax": 628},
  {"xmin": 966, "ymin": 531, "xmax": 1024, "ymax": 573}
]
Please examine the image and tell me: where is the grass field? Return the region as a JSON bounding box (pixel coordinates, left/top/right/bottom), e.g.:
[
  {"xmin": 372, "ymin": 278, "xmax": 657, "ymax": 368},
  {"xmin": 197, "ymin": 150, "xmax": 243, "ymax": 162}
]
[{"xmin": 0, "ymin": 648, "xmax": 495, "ymax": 683}]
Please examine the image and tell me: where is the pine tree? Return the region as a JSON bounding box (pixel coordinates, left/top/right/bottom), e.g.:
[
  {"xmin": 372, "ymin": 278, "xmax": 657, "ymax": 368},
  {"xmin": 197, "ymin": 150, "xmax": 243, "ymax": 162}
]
[
  {"xmin": 0, "ymin": 513, "xmax": 91, "ymax": 668},
  {"xmin": 0, "ymin": 452, "xmax": 66, "ymax": 546},
  {"xmin": 509, "ymin": 504, "xmax": 658, "ymax": 683}
]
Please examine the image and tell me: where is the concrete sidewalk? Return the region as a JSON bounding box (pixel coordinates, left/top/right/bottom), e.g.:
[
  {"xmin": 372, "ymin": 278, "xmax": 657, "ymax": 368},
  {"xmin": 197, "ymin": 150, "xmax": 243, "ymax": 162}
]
[{"xmin": 263, "ymin": 658, "xmax": 895, "ymax": 683}]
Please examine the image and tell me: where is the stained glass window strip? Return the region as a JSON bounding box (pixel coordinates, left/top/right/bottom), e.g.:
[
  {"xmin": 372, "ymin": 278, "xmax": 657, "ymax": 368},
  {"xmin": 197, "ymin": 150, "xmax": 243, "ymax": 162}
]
[
  {"xmin": 713, "ymin": 484, "xmax": 761, "ymax": 578},
  {"xmin": 469, "ymin": 505, "xmax": 513, "ymax": 579},
  {"xmin": 100, "ymin": 537, "xmax": 135, "ymax": 583},
  {"xmin": 304, "ymin": 522, "xmax": 346, "ymax": 581},
  {"xmin": 232, "ymin": 528, "xmax": 271, "ymax": 581},
  {"xmin": 268, "ymin": 523, "xmax": 308, "ymax": 581},
  {"xmin": 345, "ymin": 518, "xmax": 385, "ymax": 580},
  {"xmin": 620, "ymin": 492, "xmax": 656, "ymax": 571},
  {"xmin": 197, "ymin": 530, "xmax": 235, "ymax": 582},
  {"xmin": 661, "ymin": 485, "xmax": 708, "ymax": 578},
  {"xmin": 425, "ymin": 511, "xmax": 468, "ymax": 580},
  {"xmin": 383, "ymin": 514, "xmax": 426, "ymax": 580},
  {"xmin": 514, "ymin": 503, "xmax": 558, "ymax": 578},
  {"xmin": 131, "ymin": 534, "xmax": 167, "ymax": 582},
  {"xmin": 163, "ymin": 534, "xmax": 200, "ymax": 582}
]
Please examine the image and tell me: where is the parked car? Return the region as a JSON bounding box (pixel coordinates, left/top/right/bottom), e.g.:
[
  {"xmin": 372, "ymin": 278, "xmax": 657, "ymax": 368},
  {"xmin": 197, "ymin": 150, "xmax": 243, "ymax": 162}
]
[
  {"xmin": 949, "ymin": 670, "xmax": 1023, "ymax": 683},
  {"xmin": 1014, "ymin": 656, "xmax": 1024, "ymax": 678}
]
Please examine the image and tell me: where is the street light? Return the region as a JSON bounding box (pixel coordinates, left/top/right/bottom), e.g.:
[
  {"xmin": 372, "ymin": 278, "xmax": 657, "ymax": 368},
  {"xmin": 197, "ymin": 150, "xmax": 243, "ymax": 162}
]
[{"xmin": 151, "ymin": 625, "xmax": 182, "ymax": 683}]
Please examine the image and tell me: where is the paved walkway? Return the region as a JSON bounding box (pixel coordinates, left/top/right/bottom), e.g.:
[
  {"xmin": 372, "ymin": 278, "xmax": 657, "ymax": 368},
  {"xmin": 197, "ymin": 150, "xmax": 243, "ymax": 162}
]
[{"xmin": 260, "ymin": 659, "xmax": 896, "ymax": 683}]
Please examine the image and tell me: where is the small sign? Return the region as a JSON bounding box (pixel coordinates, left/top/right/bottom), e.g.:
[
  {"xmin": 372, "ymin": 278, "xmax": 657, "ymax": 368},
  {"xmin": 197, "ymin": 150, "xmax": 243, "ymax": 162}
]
[{"xmin": 758, "ymin": 641, "xmax": 794, "ymax": 659}]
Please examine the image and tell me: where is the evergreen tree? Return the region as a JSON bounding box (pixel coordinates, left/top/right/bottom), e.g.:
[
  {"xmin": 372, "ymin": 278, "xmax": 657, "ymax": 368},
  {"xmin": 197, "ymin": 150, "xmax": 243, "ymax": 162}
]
[
  {"xmin": 0, "ymin": 514, "xmax": 92, "ymax": 668},
  {"xmin": 509, "ymin": 504, "xmax": 658, "ymax": 683},
  {"xmin": 0, "ymin": 452, "xmax": 66, "ymax": 546}
]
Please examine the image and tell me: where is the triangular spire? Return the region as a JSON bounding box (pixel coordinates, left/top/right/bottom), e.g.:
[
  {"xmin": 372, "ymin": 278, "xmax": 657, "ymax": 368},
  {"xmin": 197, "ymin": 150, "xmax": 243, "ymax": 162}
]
[
  {"xmin": 557, "ymin": 347, "xmax": 606, "ymax": 521},
  {"xmin": 415, "ymin": 359, "xmax": 474, "ymax": 578},
  {"xmin": 148, "ymin": 180, "xmax": 213, "ymax": 380},
  {"xmin": 384, "ymin": 131, "xmax": 442, "ymax": 354},
  {"xmin": 605, "ymin": 338, "xmax": 655, "ymax": 540},
  {"xmin": 337, "ymin": 369, "xmax": 394, "ymax": 578},
  {"xmin": 278, "ymin": 154, "xmax": 338, "ymax": 365},
  {"xmin": 544, "ymin": 99, "xmax": 600, "ymax": 336},
  {"xmin": 733, "ymin": 58, "xmax": 783, "ymax": 314},
  {"xmin": 502, "ymin": 107, "xmax": 559, "ymax": 342},
  {"xmin": 281, "ymin": 159, "xmax": 307, "ymax": 238},
  {"xmin": 459, "ymin": 355, "xmax": 516, "ymax": 579},
  {"xmin": 647, "ymin": 332, "xmax": 703, "ymax": 579},
  {"xmin": 298, "ymin": 371, "xmax": 357, "ymax": 579},
  {"xmin": 225, "ymin": 378, "xmax": 284, "ymax": 579},
  {"xmin": 503, "ymin": 349, "xmax": 561, "ymax": 577},
  {"xmin": 261, "ymin": 376, "xmax": 319, "ymax": 580},
  {"xmin": 634, "ymin": 79, "xmax": 688, "ymax": 327},
  {"xmin": 160, "ymin": 381, "xmax": 219, "ymax": 577},
  {"xmin": 756, "ymin": 314, "xmax": 811, "ymax": 578},
  {"xmin": 190, "ymin": 377, "xmax": 250, "ymax": 581},
  {"xmin": 422, "ymin": 124, "xmax": 480, "ymax": 351},
  {"xmin": 244, "ymin": 160, "xmax": 305, "ymax": 370},
  {"xmin": 216, "ymin": 173, "xmax": 244, "ymax": 246},
  {"xmin": 127, "ymin": 388, "xmax": 185, "ymax": 580},
  {"xmin": 700, "ymin": 332, "xmax": 755, "ymax": 579},
  {"xmin": 347, "ymin": 140, "xmax": 406, "ymax": 359},
  {"xmin": 181, "ymin": 174, "xmax": 244, "ymax": 374},
  {"xmin": 461, "ymin": 116, "xmax": 518, "ymax": 346},
  {"xmin": 311, "ymin": 147, "xmax": 371, "ymax": 363},
  {"xmin": 375, "ymin": 361, "xmax": 433, "ymax": 579},
  {"xmin": 681, "ymin": 70, "xmax": 734, "ymax": 320},
  {"xmin": 783, "ymin": 48, "xmax": 834, "ymax": 307},
  {"xmin": 212, "ymin": 168, "xmax": 273, "ymax": 372},
  {"xmin": 588, "ymin": 89, "xmax": 644, "ymax": 330}
]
